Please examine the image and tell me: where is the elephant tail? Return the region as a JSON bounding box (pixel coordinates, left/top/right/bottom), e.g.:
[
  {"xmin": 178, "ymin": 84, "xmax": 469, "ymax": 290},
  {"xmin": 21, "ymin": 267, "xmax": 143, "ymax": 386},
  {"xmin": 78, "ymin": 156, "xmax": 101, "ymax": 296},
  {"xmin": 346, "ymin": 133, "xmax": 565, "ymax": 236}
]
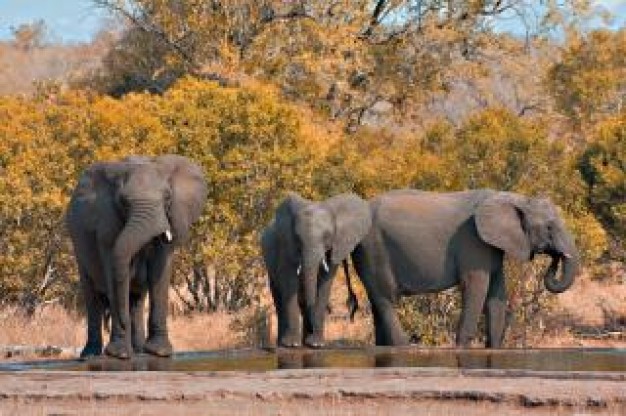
[{"xmin": 343, "ymin": 259, "xmax": 359, "ymax": 322}]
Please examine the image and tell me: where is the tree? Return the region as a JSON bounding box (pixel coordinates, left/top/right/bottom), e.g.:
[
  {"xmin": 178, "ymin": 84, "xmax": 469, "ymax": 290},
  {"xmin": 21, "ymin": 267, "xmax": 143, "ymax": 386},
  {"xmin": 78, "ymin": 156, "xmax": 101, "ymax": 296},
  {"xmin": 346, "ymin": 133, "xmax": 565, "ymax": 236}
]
[
  {"xmin": 578, "ymin": 112, "xmax": 626, "ymax": 259},
  {"xmin": 11, "ymin": 20, "xmax": 47, "ymax": 51},
  {"xmin": 547, "ymin": 28, "xmax": 626, "ymax": 129}
]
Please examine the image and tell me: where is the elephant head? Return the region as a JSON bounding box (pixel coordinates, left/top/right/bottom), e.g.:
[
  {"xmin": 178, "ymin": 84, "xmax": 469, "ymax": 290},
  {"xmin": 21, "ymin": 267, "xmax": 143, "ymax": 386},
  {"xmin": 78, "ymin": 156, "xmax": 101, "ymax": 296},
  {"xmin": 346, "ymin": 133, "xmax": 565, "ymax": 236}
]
[
  {"xmin": 475, "ymin": 192, "xmax": 579, "ymax": 293},
  {"xmin": 275, "ymin": 192, "xmax": 371, "ymax": 346},
  {"xmin": 110, "ymin": 155, "xmax": 206, "ymax": 276}
]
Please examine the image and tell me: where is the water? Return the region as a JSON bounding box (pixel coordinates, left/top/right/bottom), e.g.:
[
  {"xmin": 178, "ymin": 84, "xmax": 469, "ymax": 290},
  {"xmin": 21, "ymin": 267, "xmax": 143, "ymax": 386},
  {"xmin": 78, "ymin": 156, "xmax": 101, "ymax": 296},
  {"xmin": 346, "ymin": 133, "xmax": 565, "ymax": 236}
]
[{"xmin": 1, "ymin": 347, "xmax": 624, "ymax": 373}]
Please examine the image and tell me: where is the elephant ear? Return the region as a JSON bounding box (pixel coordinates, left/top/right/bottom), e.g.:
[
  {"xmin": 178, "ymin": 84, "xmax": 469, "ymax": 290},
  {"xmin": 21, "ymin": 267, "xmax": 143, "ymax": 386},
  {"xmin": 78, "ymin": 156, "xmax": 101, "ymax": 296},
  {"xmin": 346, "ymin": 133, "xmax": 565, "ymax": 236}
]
[
  {"xmin": 274, "ymin": 193, "xmax": 307, "ymax": 259},
  {"xmin": 475, "ymin": 193, "xmax": 531, "ymax": 262},
  {"xmin": 329, "ymin": 195, "xmax": 372, "ymax": 265},
  {"xmin": 157, "ymin": 155, "xmax": 208, "ymax": 243}
]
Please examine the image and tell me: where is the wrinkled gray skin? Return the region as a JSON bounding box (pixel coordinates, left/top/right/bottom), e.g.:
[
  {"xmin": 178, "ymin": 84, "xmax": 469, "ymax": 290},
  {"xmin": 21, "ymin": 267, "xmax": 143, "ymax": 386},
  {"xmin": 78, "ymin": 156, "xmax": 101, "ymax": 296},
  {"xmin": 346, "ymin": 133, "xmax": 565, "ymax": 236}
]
[
  {"xmin": 353, "ymin": 189, "xmax": 580, "ymax": 347},
  {"xmin": 66, "ymin": 155, "xmax": 207, "ymax": 359},
  {"xmin": 261, "ymin": 193, "xmax": 371, "ymax": 348}
]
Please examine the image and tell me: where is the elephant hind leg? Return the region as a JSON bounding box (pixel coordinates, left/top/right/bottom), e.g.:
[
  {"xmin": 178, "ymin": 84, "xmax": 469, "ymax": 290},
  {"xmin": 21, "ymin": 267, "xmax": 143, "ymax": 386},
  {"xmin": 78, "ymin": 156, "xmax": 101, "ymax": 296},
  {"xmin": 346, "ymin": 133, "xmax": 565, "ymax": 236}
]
[
  {"xmin": 371, "ymin": 297, "xmax": 408, "ymax": 346},
  {"xmin": 456, "ymin": 270, "xmax": 489, "ymax": 347},
  {"xmin": 484, "ymin": 268, "xmax": 507, "ymax": 348}
]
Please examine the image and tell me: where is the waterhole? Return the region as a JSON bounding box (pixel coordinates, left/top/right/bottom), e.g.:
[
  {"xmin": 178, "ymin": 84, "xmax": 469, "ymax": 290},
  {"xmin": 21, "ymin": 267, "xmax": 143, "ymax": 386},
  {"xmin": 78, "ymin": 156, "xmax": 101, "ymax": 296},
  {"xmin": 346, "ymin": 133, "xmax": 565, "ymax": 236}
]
[{"xmin": 1, "ymin": 347, "xmax": 624, "ymax": 373}]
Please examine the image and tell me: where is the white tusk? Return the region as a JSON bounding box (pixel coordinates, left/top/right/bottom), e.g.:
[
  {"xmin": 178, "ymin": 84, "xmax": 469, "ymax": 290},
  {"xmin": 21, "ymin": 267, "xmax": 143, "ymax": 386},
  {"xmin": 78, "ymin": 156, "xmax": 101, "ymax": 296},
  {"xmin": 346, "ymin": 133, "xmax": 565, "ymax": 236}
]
[
  {"xmin": 164, "ymin": 229, "xmax": 173, "ymax": 242},
  {"xmin": 322, "ymin": 258, "xmax": 330, "ymax": 273},
  {"xmin": 562, "ymin": 253, "xmax": 572, "ymax": 259},
  {"xmin": 296, "ymin": 264, "xmax": 302, "ymax": 275}
]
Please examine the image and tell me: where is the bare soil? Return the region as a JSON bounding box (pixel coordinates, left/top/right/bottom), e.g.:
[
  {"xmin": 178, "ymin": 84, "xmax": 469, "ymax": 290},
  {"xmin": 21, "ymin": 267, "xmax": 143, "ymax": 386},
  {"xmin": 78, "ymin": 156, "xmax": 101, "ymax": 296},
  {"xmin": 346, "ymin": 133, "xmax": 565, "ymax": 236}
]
[{"xmin": 0, "ymin": 367, "xmax": 623, "ymax": 415}]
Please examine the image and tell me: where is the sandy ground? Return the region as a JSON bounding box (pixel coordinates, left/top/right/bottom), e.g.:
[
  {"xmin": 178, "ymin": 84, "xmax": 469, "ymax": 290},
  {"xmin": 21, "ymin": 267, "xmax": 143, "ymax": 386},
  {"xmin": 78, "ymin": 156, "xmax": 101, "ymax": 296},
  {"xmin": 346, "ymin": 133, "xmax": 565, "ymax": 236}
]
[{"xmin": 0, "ymin": 367, "xmax": 623, "ymax": 415}]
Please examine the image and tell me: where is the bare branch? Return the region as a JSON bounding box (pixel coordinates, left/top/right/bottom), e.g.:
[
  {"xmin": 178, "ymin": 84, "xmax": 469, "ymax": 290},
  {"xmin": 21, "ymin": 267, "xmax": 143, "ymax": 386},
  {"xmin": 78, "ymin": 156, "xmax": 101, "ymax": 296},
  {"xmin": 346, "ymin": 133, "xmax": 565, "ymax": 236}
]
[{"xmin": 92, "ymin": 0, "xmax": 197, "ymax": 68}]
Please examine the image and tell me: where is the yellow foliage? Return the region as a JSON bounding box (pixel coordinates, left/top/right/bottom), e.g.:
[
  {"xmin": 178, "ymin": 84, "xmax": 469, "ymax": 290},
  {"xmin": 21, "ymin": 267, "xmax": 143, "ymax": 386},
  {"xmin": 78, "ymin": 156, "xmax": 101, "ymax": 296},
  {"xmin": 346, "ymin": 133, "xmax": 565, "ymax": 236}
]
[
  {"xmin": 0, "ymin": 78, "xmax": 330, "ymax": 305},
  {"xmin": 578, "ymin": 111, "xmax": 626, "ymax": 249},
  {"xmin": 330, "ymin": 107, "xmax": 608, "ymax": 261},
  {"xmin": 547, "ymin": 28, "xmax": 626, "ymax": 127}
]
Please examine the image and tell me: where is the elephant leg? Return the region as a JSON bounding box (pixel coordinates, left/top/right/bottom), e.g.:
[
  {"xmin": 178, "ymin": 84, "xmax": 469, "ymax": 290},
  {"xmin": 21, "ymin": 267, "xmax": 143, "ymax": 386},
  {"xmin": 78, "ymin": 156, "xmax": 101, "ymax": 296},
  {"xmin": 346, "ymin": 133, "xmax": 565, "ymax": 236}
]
[
  {"xmin": 270, "ymin": 275, "xmax": 300, "ymax": 348},
  {"xmin": 144, "ymin": 243, "xmax": 174, "ymax": 357},
  {"xmin": 371, "ymin": 297, "xmax": 408, "ymax": 346},
  {"xmin": 130, "ymin": 291, "xmax": 147, "ymax": 353},
  {"xmin": 352, "ymin": 245, "xmax": 407, "ymax": 346},
  {"xmin": 100, "ymin": 246, "xmax": 132, "ymax": 359},
  {"xmin": 456, "ymin": 270, "xmax": 489, "ymax": 347},
  {"xmin": 485, "ymin": 267, "xmax": 507, "ymax": 348},
  {"xmin": 304, "ymin": 263, "xmax": 338, "ymax": 348},
  {"xmin": 79, "ymin": 265, "xmax": 104, "ymax": 359},
  {"xmin": 274, "ymin": 263, "xmax": 302, "ymax": 348}
]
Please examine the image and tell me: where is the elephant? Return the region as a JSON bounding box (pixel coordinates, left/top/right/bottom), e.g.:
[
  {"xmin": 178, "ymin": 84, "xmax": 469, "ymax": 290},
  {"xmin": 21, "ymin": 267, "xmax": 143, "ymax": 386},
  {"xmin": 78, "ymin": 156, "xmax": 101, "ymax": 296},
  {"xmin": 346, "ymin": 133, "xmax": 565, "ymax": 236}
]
[
  {"xmin": 66, "ymin": 154, "xmax": 207, "ymax": 359},
  {"xmin": 352, "ymin": 189, "xmax": 580, "ymax": 347},
  {"xmin": 261, "ymin": 192, "xmax": 371, "ymax": 348}
]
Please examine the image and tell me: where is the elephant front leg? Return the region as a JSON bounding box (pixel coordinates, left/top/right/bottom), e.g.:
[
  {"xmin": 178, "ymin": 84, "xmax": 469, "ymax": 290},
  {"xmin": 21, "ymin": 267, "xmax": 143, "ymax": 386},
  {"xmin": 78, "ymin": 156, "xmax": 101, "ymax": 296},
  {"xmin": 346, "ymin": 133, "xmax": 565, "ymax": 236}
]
[
  {"xmin": 144, "ymin": 244, "xmax": 174, "ymax": 357},
  {"xmin": 102, "ymin": 252, "xmax": 132, "ymax": 359},
  {"xmin": 485, "ymin": 269, "xmax": 507, "ymax": 348},
  {"xmin": 457, "ymin": 270, "xmax": 489, "ymax": 347},
  {"xmin": 79, "ymin": 269, "xmax": 104, "ymax": 359},
  {"xmin": 304, "ymin": 263, "xmax": 338, "ymax": 348},
  {"xmin": 270, "ymin": 276, "xmax": 301, "ymax": 348}
]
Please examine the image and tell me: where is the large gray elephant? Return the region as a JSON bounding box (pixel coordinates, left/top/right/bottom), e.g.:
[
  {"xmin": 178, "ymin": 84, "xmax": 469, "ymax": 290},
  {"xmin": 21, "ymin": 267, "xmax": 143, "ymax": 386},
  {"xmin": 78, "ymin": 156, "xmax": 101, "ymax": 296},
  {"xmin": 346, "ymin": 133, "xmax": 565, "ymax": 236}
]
[
  {"xmin": 353, "ymin": 189, "xmax": 579, "ymax": 347},
  {"xmin": 261, "ymin": 192, "xmax": 371, "ymax": 348},
  {"xmin": 66, "ymin": 154, "xmax": 207, "ymax": 359}
]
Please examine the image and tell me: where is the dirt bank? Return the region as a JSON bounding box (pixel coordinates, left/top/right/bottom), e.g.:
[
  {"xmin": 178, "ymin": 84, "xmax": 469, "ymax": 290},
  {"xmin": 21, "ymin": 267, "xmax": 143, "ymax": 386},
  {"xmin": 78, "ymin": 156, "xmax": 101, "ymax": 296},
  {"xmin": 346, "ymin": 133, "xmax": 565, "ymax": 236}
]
[{"xmin": 0, "ymin": 367, "xmax": 623, "ymax": 415}]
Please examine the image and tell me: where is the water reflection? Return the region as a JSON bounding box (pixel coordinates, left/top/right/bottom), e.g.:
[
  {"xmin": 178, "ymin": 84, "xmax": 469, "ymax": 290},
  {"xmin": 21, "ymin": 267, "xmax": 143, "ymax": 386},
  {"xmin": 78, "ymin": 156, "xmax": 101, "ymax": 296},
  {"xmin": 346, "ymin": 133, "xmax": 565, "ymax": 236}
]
[
  {"xmin": 84, "ymin": 355, "xmax": 174, "ymax": 371},
  {"xmin": 2, "ymin": 347, "xmax": 624, "ymax": 373}
]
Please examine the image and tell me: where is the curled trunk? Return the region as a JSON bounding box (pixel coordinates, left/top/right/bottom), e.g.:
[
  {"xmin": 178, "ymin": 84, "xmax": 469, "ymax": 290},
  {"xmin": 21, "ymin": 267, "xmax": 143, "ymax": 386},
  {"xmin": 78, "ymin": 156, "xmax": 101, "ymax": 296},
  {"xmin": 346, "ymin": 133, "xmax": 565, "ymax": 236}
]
[{"xmin": 543, "ymin": 228, "xmax": 579, "ymax": 294}]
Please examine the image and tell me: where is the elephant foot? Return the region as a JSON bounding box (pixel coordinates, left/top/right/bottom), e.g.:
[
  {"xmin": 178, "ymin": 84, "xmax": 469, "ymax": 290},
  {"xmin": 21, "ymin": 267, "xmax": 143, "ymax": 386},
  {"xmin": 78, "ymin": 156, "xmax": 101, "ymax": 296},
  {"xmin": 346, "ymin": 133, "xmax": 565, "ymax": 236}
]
[
  {"xmin": 304, "ymin": 333, "xmax": 325, "ymax": 349},
  {"xmin": 144, "ymin": 336, "xmax": 173, "ymax": 357},
  {"xmin": 104, "ymin": 339, "xmax": 131, "ymax": 359},
  {"xmin": 278, "ymin": 333, "xmax": 301, "ymax": 348},
  {"xmin": 79, "ymin": 343, "xmax": 102, "ymax": 360}
]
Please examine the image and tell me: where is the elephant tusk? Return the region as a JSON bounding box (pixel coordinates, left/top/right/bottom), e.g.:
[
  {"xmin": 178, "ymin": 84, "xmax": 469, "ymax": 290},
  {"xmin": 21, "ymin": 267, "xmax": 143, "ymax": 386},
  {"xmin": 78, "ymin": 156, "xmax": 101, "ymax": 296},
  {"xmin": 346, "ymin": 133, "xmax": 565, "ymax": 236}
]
[
  {"xmin": 296, "ymin": 264, "xmax": 302, "ymax": 275},
  {"xmin": 562, "ymin": 252, "xmax": 572, "ymax": 259},
  {"xmin": 164, "ymin": 229, "xmax": 173, "ymax": 243},
  {"xmin": 322, "ymin": 258, "xmax": 330, "ymax": 273}
]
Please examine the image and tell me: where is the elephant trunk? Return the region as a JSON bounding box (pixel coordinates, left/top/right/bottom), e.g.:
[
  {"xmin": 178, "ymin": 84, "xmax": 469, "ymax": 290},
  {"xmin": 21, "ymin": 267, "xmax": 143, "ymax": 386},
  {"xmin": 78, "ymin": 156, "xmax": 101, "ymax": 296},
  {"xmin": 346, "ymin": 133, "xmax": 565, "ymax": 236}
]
[
  {"xmin": 111, "ymin": 200, "xmax": 170, "ymax": 339},
  {"xmin": 301, "ymin": 264, "xmax": 318, "ymax": 337},
  {"xmin": 543, "ymin": 228, "xmax": 579, "ymax": 294},
  {"xmin": 300, "ymin": 248, "xmax": 325, "ymax": 337}
]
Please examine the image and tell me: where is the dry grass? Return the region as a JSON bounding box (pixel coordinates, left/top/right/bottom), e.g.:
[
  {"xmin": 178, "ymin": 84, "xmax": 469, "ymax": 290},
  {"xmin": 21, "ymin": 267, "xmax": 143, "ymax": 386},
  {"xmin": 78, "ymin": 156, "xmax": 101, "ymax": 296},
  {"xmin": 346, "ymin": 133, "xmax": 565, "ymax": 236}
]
[
  {"xmin": 0, "ymin": 304, "xmax": 83, "ymax": 348},
  {"xmin": 540, "ymin": 276, "xmax": 626, "ymax": 348},
  {"xmin": 170, "ymin": 311, "xmax": 244, "ymax": 351},
  {"xmin": 555, "ymin": 276, "xmax": 626, "ymax": 328}
]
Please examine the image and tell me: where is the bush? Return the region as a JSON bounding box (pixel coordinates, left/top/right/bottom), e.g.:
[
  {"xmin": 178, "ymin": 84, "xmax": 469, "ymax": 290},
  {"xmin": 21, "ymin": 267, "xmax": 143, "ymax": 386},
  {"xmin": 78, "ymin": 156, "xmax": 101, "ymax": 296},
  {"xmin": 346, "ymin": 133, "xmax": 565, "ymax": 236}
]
[
  {"xmin": 0, "ymin": 78, "xmax": 332, "ymax": 308},
  {"xmin": 578, "ymin": 112, "xmax": 626, "ymax": 260}
]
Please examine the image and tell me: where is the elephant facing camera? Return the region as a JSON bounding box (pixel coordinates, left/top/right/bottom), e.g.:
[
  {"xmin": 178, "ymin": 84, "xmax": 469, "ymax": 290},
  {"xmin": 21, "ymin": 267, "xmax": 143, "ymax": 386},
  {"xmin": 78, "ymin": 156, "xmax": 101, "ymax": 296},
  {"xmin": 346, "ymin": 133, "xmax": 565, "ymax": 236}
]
[
  {"xmin": 261, "ymin": 192, "xmax": 371, "ymax": 349},
  {"xmin": 66, "ymin": 154, "xmax": 207, "ymax": 359}
]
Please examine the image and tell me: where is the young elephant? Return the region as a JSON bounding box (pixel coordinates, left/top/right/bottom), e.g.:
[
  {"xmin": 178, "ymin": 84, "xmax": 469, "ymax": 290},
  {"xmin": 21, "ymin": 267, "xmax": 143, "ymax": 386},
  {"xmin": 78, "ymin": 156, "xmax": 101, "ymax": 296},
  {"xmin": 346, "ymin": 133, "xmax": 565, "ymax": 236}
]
[
  {"xmin": 354, "ymin": 189, "xmax": 580, "ymax": 347},
  {"xmin": 66, "ymin": 155, "xmax": 207, "ymax": 359},
  {"xmin": 261, "ymin": 193, "xmax": 371, "ymax": 348}
]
